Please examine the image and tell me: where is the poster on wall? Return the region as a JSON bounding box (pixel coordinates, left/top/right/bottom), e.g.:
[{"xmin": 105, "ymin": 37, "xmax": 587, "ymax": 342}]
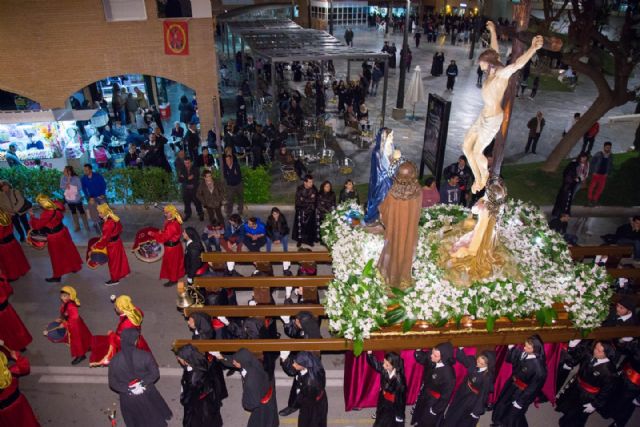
[
  {"xmin": 419, "ymin": 93, "xmax": 451, "ymax": 186},
  {"xmin": 164, "ymin": 21, "xmax": 189, "ymax": 55}
]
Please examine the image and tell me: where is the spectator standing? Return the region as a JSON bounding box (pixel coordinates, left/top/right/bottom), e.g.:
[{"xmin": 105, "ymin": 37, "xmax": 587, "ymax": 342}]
[
  {"xmin": 179, "ymin": 95, "xmax": 196, "ymax": 125},
  {"xmin": 196, "ymin": 147, "xmax": 215, "ymax": 169},
  {"xmin": 440, "ymin": 175, "xmax": 462, "ymax": 205},
  {"xmin": 125, "ymin": 92, "xmax": 138, "ymax": 126},
  {"xmin": 587, "ymin": 141, "xmax": 613, "ymax": 206},
  {"xmin": 525, "ymin": 111, "xmax": 545, "ymax": 154},
  {"xmin": 421, "ymin": 176, "xmax": 441, "ymax": 208},
  {"xmin": 222, "ymin": 154, "xmax": 244, "ymax": 217},
  {"xmin": 266, "ymin": 207, "xmax": 289, "ymax": 252},
  {"xmin": 292, "ymin": 175, "xmax": 318, "ymax": 247},
  {"xmin": 552, "ymin": 152, "xmax": 588, "ymax": 217},
  {"xmin": 177, "ymin": 158, "xmax": 203, "ymax": 222},
  {"xmin": 370, "ymin": 64, "xmax": 383, "ymax": 96},
  {"xmin": 81, "ymin": 164, "xmax": 107, "ymax": 233},
  {"xmin": 196, "ymin": 170, "xmax": 225, "ymax": 225},
  {"xmin": 134, "ymin": 87, "xmax": 148, "ymax": 109},
  {"xmin": 414, "ymin": 31, "xmax": 421, "ymax": 47},
  {"xmin": 529, "ymin": 75, "xmax": 540, "ymax": 99},
  {"xmin": 170, "ymin": 122, "xmax": 184, "ymax": 151},
  {"xmin": 582, "ymin": 121, "xmax": 600, "ymax": 154},
  {"xmin": 316, "ymin": 181, "xmax": 336, "ymax": 231},
  {"xmin": 242, "ymin": 217, "xmax": 267, "ymax": 252},
  {"xmin": 60, "ymin": 166, "xmax": 89, "ymax": 232},
  {"xmin": 185, "ymin": 123, "xmax": 200, "ymax": 161},
  {"xmin": 0, "ymin": 180, "xmax": 30, "ymax": 241},
  {"xmin": 476, "ymin": 66, "xmax": 483, "ymax": 87},
  {"xmin": 344, "ymin": 28, "xmax": 354, "ymax": 46},
  {"xmin": 446, "ymin": 60, "xmax": 458, "ymax": 91},
  {"xmin": 5, "ymin": 144, "xmax": 24, "ymax": 168}
]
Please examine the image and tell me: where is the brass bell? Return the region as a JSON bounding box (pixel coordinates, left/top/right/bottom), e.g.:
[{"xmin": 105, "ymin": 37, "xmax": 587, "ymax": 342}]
[{"xmin": 176, "ymin": 291, "xmax": 195, "ymax": 309}]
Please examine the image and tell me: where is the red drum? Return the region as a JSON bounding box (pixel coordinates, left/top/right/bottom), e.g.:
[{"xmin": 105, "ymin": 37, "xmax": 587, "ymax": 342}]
[
  {"xmin": 86, "ymin": 237, "xmax": 108, "ymax": 269},
  {"xmin": 26, "ymin": 229, "xmax": 48, "ymax": 250},
  {"xmin": 131, "ymin": 227, "xmax": 164, "ymax": 263},
  {"xmin": 44, "ymin": 321, "xmax": 68, "ymax": 343}
]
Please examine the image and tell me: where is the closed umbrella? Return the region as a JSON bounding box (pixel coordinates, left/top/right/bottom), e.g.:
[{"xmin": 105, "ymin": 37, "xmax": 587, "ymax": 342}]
[{"xmin": 405, "ymin": 65, "xmax": 426, "ymax": 120}]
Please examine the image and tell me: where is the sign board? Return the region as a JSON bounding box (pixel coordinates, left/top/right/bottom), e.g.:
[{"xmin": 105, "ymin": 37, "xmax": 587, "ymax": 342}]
[
  {"xmin": 419, "ymin": 93, "xmax": 451, "ymax": 186},
  {"xmin": 164, "ymin": 21, "xmax": 189, "ymax": 55}
]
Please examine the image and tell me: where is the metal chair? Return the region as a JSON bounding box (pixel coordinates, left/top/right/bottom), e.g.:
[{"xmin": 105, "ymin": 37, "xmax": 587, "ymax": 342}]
[{"xmin": 336, "ymin": 157, "xmax": 354, "ymax": 175}]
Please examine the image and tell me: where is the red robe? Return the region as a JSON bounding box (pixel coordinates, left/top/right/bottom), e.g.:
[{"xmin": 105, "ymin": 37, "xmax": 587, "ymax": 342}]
[
  {"xmin": 0, "ymin": 223, "xmax": 30, "ymax": 280},
  {"xmin": 30, "ymin": 202, "xmax": 82, "ymax": 277},
  {"xmin": 0, "ymin": 353, "xmax": 40, "ymax": 427},
  {"xmin": 90, "ymin": 310, "xmax": 153, "ymax": 366},
  {"xmin": 0, "ymin": 280, "xmax": 32, "ymax": 350},
  {"xmin": 59, "ymin": 301, "xmax": 92, "ymax": 358},
  {"xmin": 94, "ymin": 219, "xmax": 130, "ymax": 282},
  {"xmin": 154, "ymin": 219, "xmax": 185, "ymax": 282}
]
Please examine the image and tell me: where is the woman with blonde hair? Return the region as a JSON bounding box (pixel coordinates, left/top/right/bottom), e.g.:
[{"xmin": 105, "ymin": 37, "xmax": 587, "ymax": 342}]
[{"xmin": 0, "ymin": 349, "xmax": 40, "ymax": 426}]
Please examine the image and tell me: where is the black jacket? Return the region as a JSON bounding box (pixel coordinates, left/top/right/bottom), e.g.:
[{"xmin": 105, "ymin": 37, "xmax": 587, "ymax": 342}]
[{"xmin": 184, "ymin": 240, "xmax": 206, "ymax": 279}]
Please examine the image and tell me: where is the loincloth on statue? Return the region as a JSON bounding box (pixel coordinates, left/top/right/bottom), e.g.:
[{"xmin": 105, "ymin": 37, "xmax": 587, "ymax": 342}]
[{"xmin": 467, "ymin": 112, "xmax": 504, "ymax": 148}]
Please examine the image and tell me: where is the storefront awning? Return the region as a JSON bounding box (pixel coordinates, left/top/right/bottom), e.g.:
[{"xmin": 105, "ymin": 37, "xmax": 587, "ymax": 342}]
[{"xmin": 0, "ymin": 109, "xmax": 98, "ymax": 125}]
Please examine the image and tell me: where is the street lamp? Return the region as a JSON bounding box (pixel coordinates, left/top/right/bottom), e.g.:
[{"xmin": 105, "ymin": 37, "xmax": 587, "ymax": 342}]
[{"xmin": 393, "ymin": 0, "xmax": 411, "ymax": 118}]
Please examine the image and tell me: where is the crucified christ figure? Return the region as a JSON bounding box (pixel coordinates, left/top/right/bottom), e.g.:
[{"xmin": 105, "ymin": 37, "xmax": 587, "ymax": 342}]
[{"xmin": 465, "ymin": 21, "xmax": 544, "ymax": 193}]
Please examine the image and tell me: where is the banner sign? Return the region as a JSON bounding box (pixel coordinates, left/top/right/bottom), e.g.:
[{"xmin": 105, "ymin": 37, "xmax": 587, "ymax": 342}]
[
  {"xmin": 164, "ymin": 21, "xmax": 189, "ymax": 55},
  {"xmin": 420, "ymin": 93, "xmax": 451, "ymax": 186}
]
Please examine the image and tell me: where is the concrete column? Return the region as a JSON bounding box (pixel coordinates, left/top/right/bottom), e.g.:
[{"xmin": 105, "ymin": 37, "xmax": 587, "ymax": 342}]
[{"xmin": 381, "ymin": 58, "xmax": 389, "ymax": 127}]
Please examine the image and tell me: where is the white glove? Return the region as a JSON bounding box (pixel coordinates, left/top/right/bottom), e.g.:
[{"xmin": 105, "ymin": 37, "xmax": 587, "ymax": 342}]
[
  {"xmin": 429, "ymin": 408, "xmax": 436, "ymax": 416},
  {"xmin": 619, "ymin": 337, "xmax": 634, "ymax": 343},
  {"xmin": 217, "ymin": 316, "xmax": 230, "ymax": 326},
  {"xmin": 280, "ymin": 350, "xmax": 291, "ymax": 360},
  {"xmin": 281, "ymin": 315, "xmax": 291, "ymax": 323},
  {"xmin": 283, "ymin": 261, "xmax": 291, "ymax": 270},
  {"xmin": 395, "ymin": 417, "xmax": 404, "ymax": 422},
  {"xmin": 619, "ymin": 278, "xmax": 629, "ymax": 288},
  {"xmin": 128, "ymin": 381, "xmax": 146, "ymax": 395},
  {"xmin": 187, "ymin": 277, "xmax": 193, "ymax": 284},
  {"xmin": 582, "ymin": 403, "xmax": 596, "ymax": 414},
  {"xmin": 209, "ymin": 351, "xmax": 223, "ymax": 359},
  {"xmin": 562, "ymin": 363, "xmax": 572, "ymax": 370},
  {"xmin": 633, "ymin": 398, "xmax": 640, "ymax": 407},
  {"xmin": 226, "ymin": 261, "xmax": 235, "ymax": 271},
  {"xmin": 569, "ymin": 339, "xmax": 582, "ymax": 348},
  {"xmin": 512, "ymin": 401, "xmax": 522, "ymax": 409},
  {"xmin": 367, "ymin": 351, "xmax": 372, "ymax": 354},
  {"xmin": 508, "ymin": 344, "xmax": 515, "ymax": 350},
  {"xmin": 248, "ymin": 299, "xmax": 257, "ymax": 306},
  {"xmin": 470, "ymin": 413, "xmax": 479, "ymax": 419}
]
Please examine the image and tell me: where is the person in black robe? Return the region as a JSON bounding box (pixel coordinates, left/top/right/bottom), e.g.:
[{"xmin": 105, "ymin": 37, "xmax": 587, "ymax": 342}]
[
  {"xmin": 280, "ymin": 351, "xmax": 328, "ymax": 427},
  {"xmin": 555, "ymin": 341, "xmax": 617, "ymax": 427},
  {"xmin": 316, "ymin": 181, "xmax": 336, "ymax": 233},
  {"xmin": 183, "ymin": 227, "xmax": 209, "ymax": 285},
  {"xmin": 367, "ymin": 351, "xmax": 407, "ymax": 426},
  {"xmin": 606, "ymin": 337, "xmax": 640, "ymax": 427},
  {"xmin": 412, "ymin": 342, "xmax": 456, "ymax": 427},
  {"xmin": 220, "ymin": 348, "xmax": 279, "ymax": 427},
  {"xmin": 552, "ymin": 153, "xmax": 588, "ymax": 217},
  {"xmin": 431, "ymin": 52, "xmax": 444, "ymax": 76},
  {"xmin": 443, "ymin": 349, "xmax": 495, "ymax": 427},
  {"xmin": 108, "ymin": 329, "xmax": 173, "ymax": 427},
  {"xmin": 491, "ymin": 335, "xmax": 547, "ymax": 427},
  {"xmin": 176, "ymin": 344, "xmax": 224, "ymax": 427},
  {"xmin": 279, "ymin": 311, "xmax": 322, "ymax": 416},
  {"xmin": 292, "ymin": 175, "xmax": 318, "ymax": 247}
]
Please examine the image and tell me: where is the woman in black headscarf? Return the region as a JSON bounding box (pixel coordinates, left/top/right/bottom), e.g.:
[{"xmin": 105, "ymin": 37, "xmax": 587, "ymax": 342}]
[
  {"xmin": 443, "ymin": 349, "xmax": 496, "ymax": 427},
  {"xmin": 366, "ymin": 350, "xmax": 407, "ymax": 426},
  {"xmin": 176, "ymin": 344, "xmax": 224, "ymax": 427},
  {"xmin": 280, "ymin": 351, "xmax": 328, "ymax": 427},
  {"xmin": 492, "ymin": 334, "xmax": 547, "ymax": 427},
  {"xmin": 183, "ymin": 226, "xmax": 209, "ymax": 284},
  {"xmin": 108, "ymin": 329, "xmax": 173, "ymax": 427},
  {"xmin": 221, "ymin": 348, "xmax": 279, "ymax": 427},
  {"xmin": 187, "ymin": 312, "xmax": 215, "ymax": 340},
  {"xmin": 412, "ymin": 342, "xmax": 456, "ymax": 427}
]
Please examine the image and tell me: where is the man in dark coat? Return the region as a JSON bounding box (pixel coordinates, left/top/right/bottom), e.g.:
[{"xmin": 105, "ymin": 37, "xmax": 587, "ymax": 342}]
[
  {"xmin": 525, "ymin": 111, "xmax": 545, "ymax": 154},
  {"xmin": 446, "ymin": 60, "xmax": 458, "ymax": 91},
  {"xmin": 555, "ymin": 341, "xmax": 617, "ymax": 427},
  {"xmin": 178, "ymin": 158, "xmax": 204, "ymax": 222},
  {"xmin": 292, "ymin": 175, "xmax": 318, "ymax": 247},
  {"xmin": 412, "ymin": 342, "xmax": 456, "ymax": 427},
  {"xmin": 220, "ymin": 348, "xmax": 279, "ymax": 427},
  {"xmin": 108, "ymin": 329, "xmax": 173, "ymax": 427}
]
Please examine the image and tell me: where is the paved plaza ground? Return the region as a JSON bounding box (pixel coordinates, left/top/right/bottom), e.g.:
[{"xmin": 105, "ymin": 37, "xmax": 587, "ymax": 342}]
[{"xmin": 9, "ymin": 25, "xmax": 640, "ymax": 427}]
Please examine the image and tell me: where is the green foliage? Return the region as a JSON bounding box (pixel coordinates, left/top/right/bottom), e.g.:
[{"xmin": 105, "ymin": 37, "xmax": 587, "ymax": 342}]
[
  {"xmin": 103, "ymin": 167, "xmax": 179, "ymax": 205},
  {"xmin": 0, "ymin": 167, "xmax": 62, "ymax": 200},
  {"xmin": 240, "ymin": 166, "xmax": 271, "ymax": 203}
]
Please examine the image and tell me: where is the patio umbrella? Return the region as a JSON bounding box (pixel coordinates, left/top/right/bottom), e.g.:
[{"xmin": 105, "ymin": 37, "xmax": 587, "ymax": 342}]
[{"xmin": 405, "ymin": 65, "xmax": 426, "ymax": 120}]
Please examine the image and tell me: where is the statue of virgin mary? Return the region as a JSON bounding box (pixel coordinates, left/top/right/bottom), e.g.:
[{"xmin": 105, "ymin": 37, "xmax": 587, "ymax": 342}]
[{"xmin": 364, "ymin": 128, "xmax": 395, "ymax": 224}]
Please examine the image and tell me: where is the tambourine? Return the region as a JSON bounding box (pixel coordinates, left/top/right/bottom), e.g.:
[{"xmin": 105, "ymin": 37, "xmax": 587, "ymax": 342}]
[
  {"xmin": 86, "ymin": 237, "xmax": 108, "ymax": 269},
  {"xmin": 131, "ymin": 227, "xmax": 164, "ymax": 263},
  {"xmin": 43, "ymin": 321, "xmax": 68, "ymax": 343},
  {"xmin": 26, "ymin": 229, "xmax": 48, "ymax": 250}
]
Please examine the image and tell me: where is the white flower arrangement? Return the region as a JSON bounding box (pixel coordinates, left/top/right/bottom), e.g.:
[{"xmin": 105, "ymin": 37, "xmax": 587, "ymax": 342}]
[{"xmin": 322, "ymin": 200, "xmax": 612, "ymax": 350}]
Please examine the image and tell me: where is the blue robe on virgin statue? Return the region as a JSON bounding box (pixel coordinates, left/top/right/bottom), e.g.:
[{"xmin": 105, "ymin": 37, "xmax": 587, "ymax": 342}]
[{"xmin": 364, "ymin": 128, "xmax": 394, "ymax": 224}]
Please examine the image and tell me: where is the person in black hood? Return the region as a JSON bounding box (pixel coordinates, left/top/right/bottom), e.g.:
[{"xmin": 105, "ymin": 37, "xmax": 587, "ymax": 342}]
[
  {"xmin": 367, "ymin": 351, "xmax": 407, "ymax": 426},
  {"xmin": 108, "ymin": 329, "xmax": 173, "ymax": 427},
  {"xmin": 443, "ymin": 349, "xmax": 495, "ymax": 427},
  {"xmin": 187, "ymin": 312, "xmax": 215, "ymax": 340},
  {"xmin": 492, "ymin": 334, "xmax": 547, "ymax": 427},
  {"xmin": 176, "ymin": 344, "xmax": 224, "ymax": 427},
  {"xmin": 555, "ymin": 341, "xmax": 617, "ymax": 427},
  {"xmin": 605, "ymin": 336, "xmax": 640, "ymax": 427},
  {"xmin": 279, "ymin": 311, "xmax": 322, "ymax": 417},
  {"xmin": 219, "ymin": 348, "xmax": 279, "ymax": 427},
  {"xmin": 280, "ymin": 351, "xmax": 328, "ymax": 427},
  {"xmin": 412, "ymin": 342, "xmax": 456, "ymax": 427},
  {"xmin": 183, "ymin": 226, "xmax": 209, "ymax": 284}
]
